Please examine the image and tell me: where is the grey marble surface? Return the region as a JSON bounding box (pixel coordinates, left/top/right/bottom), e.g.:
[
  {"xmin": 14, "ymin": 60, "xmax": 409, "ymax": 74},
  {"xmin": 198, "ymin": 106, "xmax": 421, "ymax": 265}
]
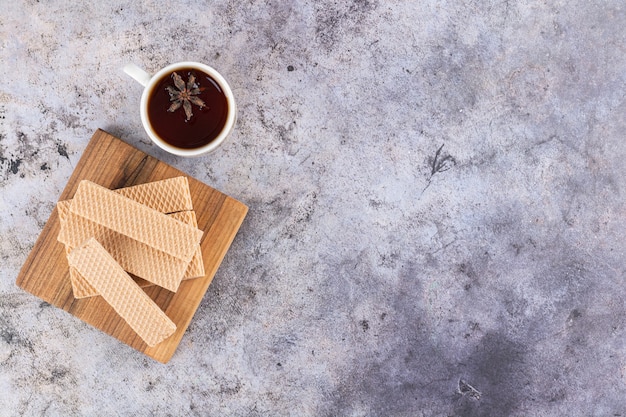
[{"xmin": 1, "ymin": 1, "xmax": 625, "ymax": 416}]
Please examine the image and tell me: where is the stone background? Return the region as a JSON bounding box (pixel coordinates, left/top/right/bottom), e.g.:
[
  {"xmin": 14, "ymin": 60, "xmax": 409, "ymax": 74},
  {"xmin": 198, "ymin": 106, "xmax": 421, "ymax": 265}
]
[{"xmin": 1, "ymin": 1, "xmax": 625, "ymax": 416}]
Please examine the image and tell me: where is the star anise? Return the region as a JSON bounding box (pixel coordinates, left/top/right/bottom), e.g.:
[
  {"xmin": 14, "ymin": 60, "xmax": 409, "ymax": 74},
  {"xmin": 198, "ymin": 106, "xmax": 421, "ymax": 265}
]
[{"xmin": 166, "ymin": 72, "xmax": 206, "ymax": 121}]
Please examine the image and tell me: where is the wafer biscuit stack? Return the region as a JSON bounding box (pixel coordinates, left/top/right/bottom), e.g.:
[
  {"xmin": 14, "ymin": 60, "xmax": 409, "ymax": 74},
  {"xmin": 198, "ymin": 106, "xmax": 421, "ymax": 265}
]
[{"xmin": 57, "ymin": 177, "xmax": 205, "ymax": 346}]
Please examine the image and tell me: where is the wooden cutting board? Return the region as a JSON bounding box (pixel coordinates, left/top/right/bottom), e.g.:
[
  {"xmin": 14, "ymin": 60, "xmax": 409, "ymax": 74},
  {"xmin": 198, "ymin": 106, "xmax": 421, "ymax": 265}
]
[{"xmin": 15, "ymin": 129, "xmax": 248, "ymax": 363}]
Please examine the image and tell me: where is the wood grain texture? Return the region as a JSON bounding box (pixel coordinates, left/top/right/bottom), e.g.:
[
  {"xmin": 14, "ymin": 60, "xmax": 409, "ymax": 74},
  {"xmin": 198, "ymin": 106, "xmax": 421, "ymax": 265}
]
[{"xmin": 15, "ymin": 129, "xmax": 248, "ymax": 363}]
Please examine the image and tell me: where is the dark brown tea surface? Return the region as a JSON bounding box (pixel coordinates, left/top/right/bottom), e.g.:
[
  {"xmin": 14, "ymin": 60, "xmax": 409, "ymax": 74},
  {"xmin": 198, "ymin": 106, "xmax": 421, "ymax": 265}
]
[{"xmin": 147, "ymin": 68, "xmax": 228, "ymax": 149}]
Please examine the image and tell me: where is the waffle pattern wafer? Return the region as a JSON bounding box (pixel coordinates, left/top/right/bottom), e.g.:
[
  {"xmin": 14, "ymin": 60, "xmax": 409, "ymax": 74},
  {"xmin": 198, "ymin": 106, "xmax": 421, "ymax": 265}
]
[
  {"xmin": 114, "ymin": 176, "xmax": 193, "ymax": 214},
  {"xmin": 67, "ymin": 238, "xmax": 176, "ymax": 347},
  {"xmin": 69, "ymin": 181, "xmax": 202, "ymax": 261}
]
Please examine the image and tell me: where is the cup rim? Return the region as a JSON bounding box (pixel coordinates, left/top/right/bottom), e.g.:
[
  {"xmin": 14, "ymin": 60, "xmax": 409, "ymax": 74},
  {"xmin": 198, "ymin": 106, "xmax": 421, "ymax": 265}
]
[{"xmin": 140, "ymin": 61, "xmax": 236, "ymax": 157}]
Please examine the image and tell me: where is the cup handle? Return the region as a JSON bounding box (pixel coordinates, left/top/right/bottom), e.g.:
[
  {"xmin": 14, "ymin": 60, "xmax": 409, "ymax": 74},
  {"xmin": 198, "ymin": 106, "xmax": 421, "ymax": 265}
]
[{"xmin": 123, "ymin": 63, "xmax": 151, "ymax": 87}]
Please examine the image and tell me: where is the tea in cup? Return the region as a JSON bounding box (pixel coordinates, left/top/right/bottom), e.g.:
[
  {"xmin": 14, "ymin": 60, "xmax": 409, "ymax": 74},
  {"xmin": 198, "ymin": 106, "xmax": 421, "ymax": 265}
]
[{"xmin": 124, "ymin": 62, "xmax": 236, "ymax": 156}]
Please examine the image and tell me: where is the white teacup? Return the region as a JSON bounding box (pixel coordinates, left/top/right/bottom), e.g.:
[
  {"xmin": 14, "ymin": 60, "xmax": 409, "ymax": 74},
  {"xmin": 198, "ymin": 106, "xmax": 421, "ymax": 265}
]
[{"xmin": 124, "ymin": 62, "xmax": 236, "ymax": 157}]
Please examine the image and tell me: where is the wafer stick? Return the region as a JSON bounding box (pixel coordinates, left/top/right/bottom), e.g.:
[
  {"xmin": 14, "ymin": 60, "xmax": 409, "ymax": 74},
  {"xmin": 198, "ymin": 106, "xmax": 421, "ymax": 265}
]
[
  {"xmin": 68, "ymin": 180, "xmax": 202, "ymax": 262},
  {"xmin": 67, "ymin": 238, "xmax": 176, "ymax": 347}
]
